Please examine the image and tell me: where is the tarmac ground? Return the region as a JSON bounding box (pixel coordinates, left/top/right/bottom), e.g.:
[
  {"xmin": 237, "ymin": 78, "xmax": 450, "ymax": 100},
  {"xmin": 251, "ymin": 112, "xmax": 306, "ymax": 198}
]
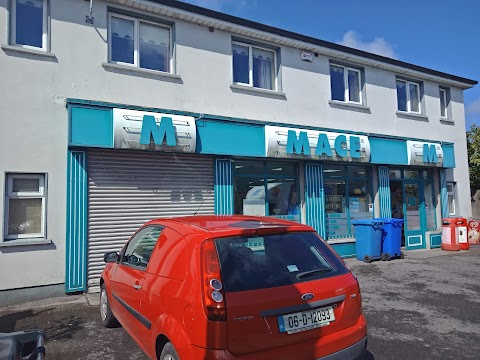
[{"xmin": 1, "ymin": 246, "xmax": 479, "ymax": 359}]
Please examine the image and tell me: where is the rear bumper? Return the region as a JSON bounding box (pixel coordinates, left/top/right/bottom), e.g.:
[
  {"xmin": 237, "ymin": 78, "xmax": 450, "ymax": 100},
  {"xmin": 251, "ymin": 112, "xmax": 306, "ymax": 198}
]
[{"xmin": 178, "ymin": 314, "xmax": 367, "ymax": 360}]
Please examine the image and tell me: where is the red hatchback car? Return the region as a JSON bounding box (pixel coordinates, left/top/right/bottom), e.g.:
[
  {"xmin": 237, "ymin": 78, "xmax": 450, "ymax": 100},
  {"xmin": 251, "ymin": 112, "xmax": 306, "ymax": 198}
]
[{"xmin": 100, "ymin": 216, "xmax": 367, "ymax": 360}]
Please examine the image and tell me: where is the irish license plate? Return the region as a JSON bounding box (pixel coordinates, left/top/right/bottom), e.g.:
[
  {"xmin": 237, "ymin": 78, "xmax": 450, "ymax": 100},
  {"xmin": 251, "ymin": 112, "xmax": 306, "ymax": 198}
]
[{"xmin": 278, "ymin": 306, "xmax": 335, "ymax": 334}]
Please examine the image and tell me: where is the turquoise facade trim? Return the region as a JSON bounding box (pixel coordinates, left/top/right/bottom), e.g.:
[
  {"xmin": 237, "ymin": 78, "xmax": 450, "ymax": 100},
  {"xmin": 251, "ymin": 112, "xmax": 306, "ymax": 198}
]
[
  {"xmin": 440, "ymin": 169, "xmax": 448, "ymax": 218},
  {"xmin": 378, "ymin": 166, "xmax": 392, "ymax": 217},
  {"xmin": 370, "ymin": 138, "xmax": 408, "ymax": 165},
  {"xmin": 197, "ymin": 120, "xmax": 265, "ymax": 157},
  {"xmin": 70, "ymin": 106, "xmax": 113, "ymax": 148},
  {"xmin": 65, "ymin": 151, "xmax": 88, "ymax": 293},
  {"xmin": 442, "ymin": 144, "xmax": 456, "ymax": 168},
  {"xmin": 305, "ymin": 164, "xmax": 325, "ymax": 238},
  {"xmin": 330, "ymin": 242, "xmax": 356, "ymax": 258},
  {"xmin": 430, "ymin": 233, "xmax": 442, "ymax": 248},
  {"xmin": 214, "ymin": 158, "xmax": 234, "ymax": 215}
]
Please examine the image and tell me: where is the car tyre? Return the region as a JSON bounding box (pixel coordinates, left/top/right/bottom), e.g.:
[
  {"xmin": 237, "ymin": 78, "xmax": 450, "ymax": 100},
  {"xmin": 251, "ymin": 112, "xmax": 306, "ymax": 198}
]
[
  {"xmin": 100, "ymin": 283, "xmax": 119, "ymax": 328},
  {"xmin": 160, "ymin": 342, "xmax": 179, "ymax": 360}
]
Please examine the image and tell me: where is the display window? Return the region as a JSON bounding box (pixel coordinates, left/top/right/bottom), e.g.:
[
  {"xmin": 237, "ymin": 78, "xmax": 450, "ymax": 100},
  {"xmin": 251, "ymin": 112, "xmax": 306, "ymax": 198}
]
[
  {"xmin": 233, "ymin": 160, "xmax": 300, "ymax": 222},
  {"xmin": 324, "ymin": 165, "xmax": 372, "ymax": 239}
]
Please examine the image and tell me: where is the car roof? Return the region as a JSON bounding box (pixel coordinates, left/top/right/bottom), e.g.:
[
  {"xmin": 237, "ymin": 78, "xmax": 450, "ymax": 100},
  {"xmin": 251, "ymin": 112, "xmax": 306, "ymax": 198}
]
[{"xmin": 145, "ymin": 215, "xmax": 315, "ymax": 237}]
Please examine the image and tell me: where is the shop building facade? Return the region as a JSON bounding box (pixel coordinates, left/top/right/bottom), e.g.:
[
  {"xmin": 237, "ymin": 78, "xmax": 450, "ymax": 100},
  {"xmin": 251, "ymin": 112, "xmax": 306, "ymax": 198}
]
[{"xmin": 0, "ymin": 0, "xmax": 476, "ymax": 299}]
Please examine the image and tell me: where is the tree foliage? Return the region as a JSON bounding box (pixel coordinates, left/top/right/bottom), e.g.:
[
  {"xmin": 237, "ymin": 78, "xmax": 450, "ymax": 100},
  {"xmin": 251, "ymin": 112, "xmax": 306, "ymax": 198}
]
[{"xmin": 467, "ymin": 124, "xmax": 480, "ymax": 192}]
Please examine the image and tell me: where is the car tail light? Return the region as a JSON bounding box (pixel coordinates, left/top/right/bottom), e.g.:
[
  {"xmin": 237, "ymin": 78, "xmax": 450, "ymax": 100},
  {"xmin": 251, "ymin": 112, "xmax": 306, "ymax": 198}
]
[{"xmin": 201, "ymin": 239, "xmax": 226, "ymax": 322}]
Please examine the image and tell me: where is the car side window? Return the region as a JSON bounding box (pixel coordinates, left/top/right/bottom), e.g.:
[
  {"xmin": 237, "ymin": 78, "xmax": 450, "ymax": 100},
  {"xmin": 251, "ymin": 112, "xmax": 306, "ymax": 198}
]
[{"xmin": 121, "ymin": 226, "xmax": 163, "ymax": 269}]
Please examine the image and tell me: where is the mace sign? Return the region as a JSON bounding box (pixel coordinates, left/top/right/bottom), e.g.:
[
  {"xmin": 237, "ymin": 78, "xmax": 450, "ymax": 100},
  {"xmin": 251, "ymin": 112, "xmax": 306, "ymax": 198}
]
[
  {"xmin": 406, "ymin": 141, "xmax": 443, "ymax": 166},
  {"xmin": 113, "ymin": 109, "xmax": 196, "ymax": 152},
  {"xmin": 265, "ymin": 126, "xmax": 371, "ymax": 162}
]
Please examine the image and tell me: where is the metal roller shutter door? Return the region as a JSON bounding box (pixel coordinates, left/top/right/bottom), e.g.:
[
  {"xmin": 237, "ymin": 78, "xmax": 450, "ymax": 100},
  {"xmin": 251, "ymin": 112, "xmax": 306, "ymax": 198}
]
[{"xmin": 87, "ymin": 149, "xmax": 214, "ymax": 290}]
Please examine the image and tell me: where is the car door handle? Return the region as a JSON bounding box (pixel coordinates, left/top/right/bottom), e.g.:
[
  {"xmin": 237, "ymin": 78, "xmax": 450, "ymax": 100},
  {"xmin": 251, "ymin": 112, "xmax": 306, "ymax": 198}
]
[{"xmin": 133, "ymin": 284, "xmax": 142, "ymax": 290}]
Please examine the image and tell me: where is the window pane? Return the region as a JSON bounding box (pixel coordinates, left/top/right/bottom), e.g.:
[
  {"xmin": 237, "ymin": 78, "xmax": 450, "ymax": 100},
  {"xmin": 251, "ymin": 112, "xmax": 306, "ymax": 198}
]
[
  {"xmin": 424, "ymin": 182, "xmax": 436, "ymax": 230},
  {"xmin": 111, "ymin": 17, "xmax": 135, "ymax": 64},
  {"xmin": 409, "ymin": 83, "xmax": 420, "ymax": 112},
  {"xmin": 12, "ymin": 178, "xmax": 40, "ymax": 192},
  {"xmin": 323, "ymin": 165, "xmax": 345, "ymax": 178},
  {"xmin": 325, "ymin": 179, "xmax": 348, "ymax": 239},
  {"xmin": 448, "ymin": 194, "xmax": 455, "ymax": 214},
  {"xmin": 139, "ymin": 23, "xmax": 170, "ymax": 72},
  {"xmin": 16, "ymin": 0, "xmax": 43, "ymax": 48},
  {"xmin": 330, "ymin": 65, "xmax": 345, "ymax": 101},
  {"xmin": 267, "ymin": 179, "xmax": 299, "ymax": 221},
  {"xmin": 215, "ymin": 232, "xmax": 348, "ymax": 292},
  {"xmin": 348, "ymin": 166, "xmax": 367, "ymax": 178},
  {"xmin": 234, "ymin": 177, "xmax": 265, "ymax": 216},
  {"xmin": 8, "ymin": 198, "xmax": 42, "ymax": 235},
  {"xmin": 404, "ymin": 170, "xmax": 419, "ymax": 179},
  {"xmin": 396, "ymin": 80, "xmax": 407, "ymax": 111},
  {"xmin": 440, "ymin": 90, "xmax": 447, "ymax": 117},
  {"xmin": 252, "ymin": 47, "xmax": 274, "ymax": 90},
  {"xmin": 234, "ymin": 161, "xmax": 264, "ymax": 175},
  {"xmin": 266, "ymin": 162, "xmax": 296, "ymax": 177},
  {"xmin": 389, "ymin": 169, "xmax": 402, "ymax": 179},
  {"xmin": 233, "ymin": 44, "xmax": 249, "ymax": 84},
  {"xmin": 348, "ymin": 178, "xmax": 372, "ymax": 234},
  {"xmin": 347, "ymin": 70, "xmax": 360, "ymax": 103}
]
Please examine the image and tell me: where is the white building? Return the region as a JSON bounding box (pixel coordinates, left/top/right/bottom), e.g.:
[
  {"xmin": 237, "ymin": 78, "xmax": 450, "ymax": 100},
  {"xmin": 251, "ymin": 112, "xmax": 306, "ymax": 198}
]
[{"xmin": 0, "ymin": 0, "xmax": 476, "ymax": 303}]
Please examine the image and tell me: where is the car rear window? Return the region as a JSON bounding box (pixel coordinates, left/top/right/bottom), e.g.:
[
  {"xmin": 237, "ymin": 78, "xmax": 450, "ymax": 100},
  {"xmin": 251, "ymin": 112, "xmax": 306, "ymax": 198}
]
[{"xmin": 214, "ymin": 231, "xmax": 348, "ymax": 292}]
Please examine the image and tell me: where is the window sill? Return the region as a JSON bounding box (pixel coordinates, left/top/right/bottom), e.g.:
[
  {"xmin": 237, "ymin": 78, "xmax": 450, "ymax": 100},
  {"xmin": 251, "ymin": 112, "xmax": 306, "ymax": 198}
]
[
  {"xmin": 327, "ymin": 238, "xmax": 356, "ymax": 244},
  {"xmin": 396, "ymin": 111, "xmax": 429, "ymax": 121},
  {"xmin": 102, "ymin": 62, "xmax": 182, "ymax": 82},
  {"xmin": 328, "ymin": 100, "xmax": 371, "ymax": 113},
  {"xmin": 0, "ymin": 239, "xmax": 52, "ymax": 247},
  {"xmin": 1, "ymin": 44, "xmax": 56, "ymax": 58},
  {"xmin": 440, "ymin": 118, "xmax": 454, "ymax": 125},
  {"xmin": 230, "ymin": 84, "xmax": 286, "ymax": 99}
]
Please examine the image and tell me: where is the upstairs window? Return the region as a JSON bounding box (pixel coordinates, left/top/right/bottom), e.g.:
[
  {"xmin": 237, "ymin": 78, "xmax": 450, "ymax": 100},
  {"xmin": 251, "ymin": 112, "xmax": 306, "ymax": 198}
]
[
  {"xmin": 330, "ymin": 64, "xmax": 362, "ymax": 104},
  {"xmin": 396, "ymin": 79, "xmax": 421, "ymax": 113},
  {"xmin": 232, "ymin": 41, "xmax": 276, "ymax": 91},
  {"xmin": 439, "ymin": 87, "xmax": 450, "ymax": 119},
  {"xmin": 109, "ymin": 13, "xmax": 172, "ymax": 73},
  {"xmin": 12, "ymin": 0, "xmax": 48, "ymax": 50}
]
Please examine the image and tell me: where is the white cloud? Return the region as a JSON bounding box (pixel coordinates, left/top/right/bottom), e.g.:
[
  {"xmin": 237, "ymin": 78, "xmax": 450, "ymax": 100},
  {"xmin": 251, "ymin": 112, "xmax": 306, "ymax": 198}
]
[
  {"xmin": 182, "ymin": 0, "xmax": 256, "ymax": 13},
  {"xmin": 467, "ymin": 98, "xmax": 480, "ymax": 117},
  {"xmin": 338, "ymin": 31, "xmax": 398, "ymax": 59}
]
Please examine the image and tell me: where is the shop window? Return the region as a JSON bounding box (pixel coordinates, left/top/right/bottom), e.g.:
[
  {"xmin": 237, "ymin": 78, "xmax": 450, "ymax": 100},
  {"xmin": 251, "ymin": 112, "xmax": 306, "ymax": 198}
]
[
  {"xmin": 396, "ymin": 79, "xmax": 421, "ymax": 114},
  {"xmin": 330, "ymin": 64, "xmax": 362, "ymax": 104},
  {"xmin": 447, "ymin": 182, "xmax": 456, "ymax": 215},
  {"xmin": 324, "ymin": 165, "xmax": 372, "ymax": 239},
  {"xmin": 233, "ymin": 161, "xmax": 299, "ymax": 221},
  {"xmin": 232, "ymin": 41, "xmax": 277, "ymax": 91},
  {"xmin": 11, "ymin": 0, "xmax": 48, "ymax": 51},
  {"xmin": 4, "ymin": 173, "xmax": 46, "ymax": 240},
  {"xmin": 109, "ymin": 13, "xmax": 172, "ymax": 73},
  {"xmin": 424, "ymin": 177, "xmax": 436, "ymax": 230}
]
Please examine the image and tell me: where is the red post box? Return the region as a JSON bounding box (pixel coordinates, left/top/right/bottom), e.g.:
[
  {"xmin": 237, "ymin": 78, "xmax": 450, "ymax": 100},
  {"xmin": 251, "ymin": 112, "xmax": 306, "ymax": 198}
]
[
  {"xmin": 456, "ymin": 218, "xmax": 469, "ymax": 250},
  {"xmin": 468, "ymin": 218, "xmax": 480, "ymax": 245},
  {"xmin": 441, "ymin": 218, "xmax": 460, "ymax": 251}
]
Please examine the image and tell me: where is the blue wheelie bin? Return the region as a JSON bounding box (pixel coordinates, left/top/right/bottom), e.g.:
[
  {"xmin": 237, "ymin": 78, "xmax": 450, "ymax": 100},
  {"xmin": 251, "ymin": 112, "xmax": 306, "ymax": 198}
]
[
  {"xmin": 352, "ymin": 219, "xmax": 384, "ymax": 263},
  {"xmin": 379, "ymin": 218, "xmax": 404, "ymax": 260}
]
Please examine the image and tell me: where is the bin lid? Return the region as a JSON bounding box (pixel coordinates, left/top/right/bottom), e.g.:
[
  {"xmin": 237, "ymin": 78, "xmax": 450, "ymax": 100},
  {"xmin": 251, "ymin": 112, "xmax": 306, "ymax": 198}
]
[{"xmin": 352, "ymin": 219, "xmax": 384, "ymax": 225}]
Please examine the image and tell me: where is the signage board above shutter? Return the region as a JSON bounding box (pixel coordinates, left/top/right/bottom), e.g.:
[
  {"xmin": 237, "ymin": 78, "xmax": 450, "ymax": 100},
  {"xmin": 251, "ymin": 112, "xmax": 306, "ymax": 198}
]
[{"xmin": 406, "ymin": 141, "xmax": 443, "ymax": 167}]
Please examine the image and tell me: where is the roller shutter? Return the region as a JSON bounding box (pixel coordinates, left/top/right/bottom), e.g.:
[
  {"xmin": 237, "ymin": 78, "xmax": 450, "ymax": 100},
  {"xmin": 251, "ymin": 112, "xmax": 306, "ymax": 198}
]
[{"xmin": 87, "ymin": 149, "xmax": 214, "ymax": 290}]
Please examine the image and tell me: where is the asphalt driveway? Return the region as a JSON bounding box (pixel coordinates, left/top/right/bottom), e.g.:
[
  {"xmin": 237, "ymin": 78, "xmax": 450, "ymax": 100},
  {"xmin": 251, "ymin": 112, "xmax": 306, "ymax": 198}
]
[{"xmin": 1, "ymin": 246, "xmax": 479, "ymax": 359}]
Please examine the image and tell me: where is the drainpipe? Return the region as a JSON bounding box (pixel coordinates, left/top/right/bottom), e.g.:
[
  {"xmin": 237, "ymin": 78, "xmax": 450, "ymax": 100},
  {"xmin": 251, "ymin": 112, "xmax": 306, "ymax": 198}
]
[{"xmin": 85, "ymin": 0, "xmax": 94, "ymax": 24}]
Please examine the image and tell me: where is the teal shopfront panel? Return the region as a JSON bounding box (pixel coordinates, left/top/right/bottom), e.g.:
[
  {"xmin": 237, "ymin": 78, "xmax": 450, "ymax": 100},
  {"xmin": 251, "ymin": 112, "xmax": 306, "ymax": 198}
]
[
  {"xmin": 70, "ymin": 106, "xmax": 113, "ymax": 148},
  {"xmin": 370, "ymin": 138, "xmax": 408, "ymax": 165}
]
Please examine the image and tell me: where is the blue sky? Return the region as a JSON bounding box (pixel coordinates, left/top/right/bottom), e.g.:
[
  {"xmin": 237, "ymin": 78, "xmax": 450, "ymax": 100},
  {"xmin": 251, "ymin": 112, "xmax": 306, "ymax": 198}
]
[{"xmin": 181, "ymin": 0, "xmax": 479, "ymax": 129}]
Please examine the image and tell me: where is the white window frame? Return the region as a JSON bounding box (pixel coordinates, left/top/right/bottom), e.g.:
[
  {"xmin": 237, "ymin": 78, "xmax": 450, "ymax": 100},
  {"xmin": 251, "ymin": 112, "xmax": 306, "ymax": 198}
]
[
  {"xmin": 11, "ymin": 0, "xmax": 48, "ymax": 51},
  {"xmin": 397, "ymin": 79, "xmax": 421, "ymax": 114},
  {"xmin": 232, "ymin": 41, "xmax": 277, "ymax": 91},
  {"xmin": 4, "ymin": 173, "xmax": 46, "ymax": 240},
  {"xmin": 439, "ymin": 87, "xmax": 448, "ymax": 119},
  {"xmin": 330, "ymin": 64, "xmax": 362, "ymax": 104},
  {"xmin": 447, "ymin": 182, "xmax": 456, "ymax": 216},
  {"xmin": 108, "ymin": 13, "xmax": 173, "ymax": 73}
]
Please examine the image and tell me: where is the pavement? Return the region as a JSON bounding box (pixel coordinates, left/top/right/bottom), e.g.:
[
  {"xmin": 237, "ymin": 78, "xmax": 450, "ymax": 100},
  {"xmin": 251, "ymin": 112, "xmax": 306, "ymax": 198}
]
[{"xmin": 0, "ymin": 245, "xmax": 479, "ymax": 359}]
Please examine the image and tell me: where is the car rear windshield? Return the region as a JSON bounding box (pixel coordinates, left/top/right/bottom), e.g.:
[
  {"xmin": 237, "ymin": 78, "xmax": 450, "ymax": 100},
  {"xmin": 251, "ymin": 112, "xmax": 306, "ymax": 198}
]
[{"xmin": 214, "ymin": 231, "xmax": 348, "ymax": 292}]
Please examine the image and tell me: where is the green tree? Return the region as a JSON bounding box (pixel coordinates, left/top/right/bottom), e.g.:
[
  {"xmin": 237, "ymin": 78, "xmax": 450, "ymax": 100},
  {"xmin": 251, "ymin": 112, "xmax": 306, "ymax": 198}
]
[{"xmin": 467, "ymin": 124, "xmax": 480, "ymax": 194}]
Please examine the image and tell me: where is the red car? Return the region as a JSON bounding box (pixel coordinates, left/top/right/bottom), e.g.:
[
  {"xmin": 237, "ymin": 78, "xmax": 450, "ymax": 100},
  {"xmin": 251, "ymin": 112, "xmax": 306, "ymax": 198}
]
[{"xmin": 100, "ymin": 216, "xmax": 367, "ymax": 360}]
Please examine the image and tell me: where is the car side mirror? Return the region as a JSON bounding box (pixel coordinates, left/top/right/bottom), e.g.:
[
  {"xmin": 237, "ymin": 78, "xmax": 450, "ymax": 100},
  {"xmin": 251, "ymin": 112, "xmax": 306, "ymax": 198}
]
[{"xmin": 104, "ymin": 252, "xmax": 119, "ymax": 263}]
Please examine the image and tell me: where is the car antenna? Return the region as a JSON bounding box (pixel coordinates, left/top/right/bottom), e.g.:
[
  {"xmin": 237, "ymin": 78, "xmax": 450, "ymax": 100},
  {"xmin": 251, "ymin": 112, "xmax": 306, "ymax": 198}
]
[{"xmin": 194, "ymin": 190, "xmax": 214, "ymax": 216}]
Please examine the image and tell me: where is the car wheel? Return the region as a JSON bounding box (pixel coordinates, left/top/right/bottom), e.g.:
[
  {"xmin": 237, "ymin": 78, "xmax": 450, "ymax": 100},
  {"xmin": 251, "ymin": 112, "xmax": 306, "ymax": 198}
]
[
  {"xmin": 160, "ymin": 342, "xmax": 179, "ymax": 360},
  {"xmin": 100, "ymin": 283, "xmax": 119, "ymax": 328}
]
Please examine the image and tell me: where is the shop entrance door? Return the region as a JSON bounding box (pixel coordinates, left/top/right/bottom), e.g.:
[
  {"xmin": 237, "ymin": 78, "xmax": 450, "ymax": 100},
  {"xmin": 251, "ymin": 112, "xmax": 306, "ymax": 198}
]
[{"xmin": 403, "ymin": 181, "xmax": 426, "ymax": 250}]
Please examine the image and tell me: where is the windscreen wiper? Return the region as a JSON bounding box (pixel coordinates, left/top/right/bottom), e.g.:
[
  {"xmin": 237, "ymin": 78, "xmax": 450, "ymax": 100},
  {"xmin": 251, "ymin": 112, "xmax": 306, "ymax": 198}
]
[{"xmin": 296, "ymin": 268, "xmax": 332, "ymax": 279}]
